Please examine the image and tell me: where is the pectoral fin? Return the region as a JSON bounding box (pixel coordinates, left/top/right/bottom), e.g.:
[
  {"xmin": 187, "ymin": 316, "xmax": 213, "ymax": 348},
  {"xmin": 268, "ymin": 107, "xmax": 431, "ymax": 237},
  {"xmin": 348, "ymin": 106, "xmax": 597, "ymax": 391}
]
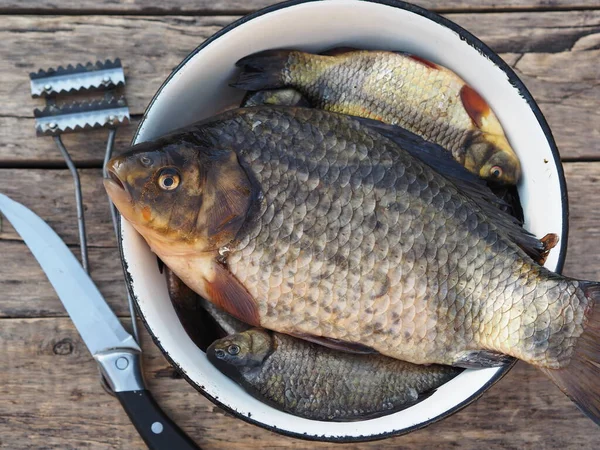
[
  {"xmin": 204, "ymin": 262, "xmax": 260, "ymax": 328},
  {"xmin": 460, "ymin": 85, "xmax": 490, "ymax": 128},
  {"xmin": 290, "ymin": 332, "xmax": 378, "ymax": 354},
  {"xmin": 454, "ymin": 350, "xmax": 515, "ymax": 368}
]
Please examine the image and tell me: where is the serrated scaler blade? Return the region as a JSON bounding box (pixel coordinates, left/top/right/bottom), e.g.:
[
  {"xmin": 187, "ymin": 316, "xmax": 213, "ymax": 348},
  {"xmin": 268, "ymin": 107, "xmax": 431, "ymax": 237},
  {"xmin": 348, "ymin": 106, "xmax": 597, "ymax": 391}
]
[{"xmin": 30, "ymin": 59, "xmax": 125, "ymax": 98}]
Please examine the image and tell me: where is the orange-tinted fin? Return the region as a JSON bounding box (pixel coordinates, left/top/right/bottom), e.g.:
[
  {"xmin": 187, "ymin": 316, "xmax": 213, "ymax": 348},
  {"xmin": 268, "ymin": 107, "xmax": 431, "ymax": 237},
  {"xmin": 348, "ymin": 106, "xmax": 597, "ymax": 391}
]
[
  {"xmin": 454, "ymin": 350, "xmax": 515, "ymax": 368},
  {"xmin": 537, "ymin": 233, "xmax": 560, "ymax": 265},
  {"xmin": 460, "ymin": 85, "xmax": 491, "ymax": 128},
  {"xmin": 290, "ymin": 332, "xmax": 378, "ymax": 354},
  {"xmin": 204, "ymin": 262, "xmax": 260, "ymax": 328},
  {"xmin": 231, "ymin": 50, "xmax": 293, "ymax": 91},
  {"xmin": 540, "ymin": 282, "xmax": 600, "ymax": 425}
]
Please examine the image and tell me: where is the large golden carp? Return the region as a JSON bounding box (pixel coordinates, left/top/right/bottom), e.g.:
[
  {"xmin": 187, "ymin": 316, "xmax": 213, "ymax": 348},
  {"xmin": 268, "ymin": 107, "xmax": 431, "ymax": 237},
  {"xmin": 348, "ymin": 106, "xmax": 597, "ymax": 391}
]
[{"xmin": 105, "ymin": 107, "xmax": 600, "ymax": 425}]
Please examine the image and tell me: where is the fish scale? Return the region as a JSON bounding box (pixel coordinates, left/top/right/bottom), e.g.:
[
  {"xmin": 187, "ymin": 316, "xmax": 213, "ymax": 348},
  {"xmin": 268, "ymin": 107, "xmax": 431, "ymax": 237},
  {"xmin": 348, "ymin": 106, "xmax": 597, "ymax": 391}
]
[
  {"xmin": 166, "ymin": 108, "xmax": 571, "ymax": 367},
  {"xmin": 233, "ymin": 49, "xmax": 521, "ymax": 184},
  {"xmin": 106, "ymin": 106, "xmax": 600, "ymax": 425},
  {"xmin": 207, "ymin": 329, "xmax": 462, "ymax": 421},
  {"xmin": 289, "ymin": 51, "xmax": 470, "ymax": 154}
]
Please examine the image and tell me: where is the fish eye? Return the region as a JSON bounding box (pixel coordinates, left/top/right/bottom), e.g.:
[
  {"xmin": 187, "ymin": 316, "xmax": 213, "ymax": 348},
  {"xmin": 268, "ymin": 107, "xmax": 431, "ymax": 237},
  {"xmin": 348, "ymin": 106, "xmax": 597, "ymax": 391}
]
[
  {"xmin": 214, "ymin": 349, "xmax": 226, "ymax": 359},
  {"xmin": 227, "ymin": 344, "xmax": 240, "ymax": 355},
  {"xmin": 158, "ymin": 168, "xmax": 180, "ymax": 191},
  {"xmin": 140, "ymin": 156, "xmax": 153, "ymax": 167},
  {"xmin": 490, "ymin": 166, "xmax": 503, "ymax": 179}
]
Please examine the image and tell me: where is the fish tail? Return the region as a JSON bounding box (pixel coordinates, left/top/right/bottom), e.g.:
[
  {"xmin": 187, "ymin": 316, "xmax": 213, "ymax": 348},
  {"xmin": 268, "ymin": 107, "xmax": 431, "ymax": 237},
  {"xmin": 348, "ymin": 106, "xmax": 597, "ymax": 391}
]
[
  {"xmin": 231, "ymin": 50, "xmax": 294, "ymax": 91},
  {"xmin": 540, "ymin": 281, "xmax": 600, "ymax": 425}
]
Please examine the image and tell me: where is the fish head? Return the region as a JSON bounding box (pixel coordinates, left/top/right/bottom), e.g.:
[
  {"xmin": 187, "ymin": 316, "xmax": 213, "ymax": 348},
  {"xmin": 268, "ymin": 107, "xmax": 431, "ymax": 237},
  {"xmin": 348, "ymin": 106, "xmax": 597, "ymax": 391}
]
[
  {"xmin": 464, "ymin": 133, "xmax": 522, "ymax": 185},
  {"xmin": 207, "ymin": 329, "xmax": 274, "ymax": 376},
  {"xmin": 104, "ymin": 136, "xmax": 254, "ymax": 256}
]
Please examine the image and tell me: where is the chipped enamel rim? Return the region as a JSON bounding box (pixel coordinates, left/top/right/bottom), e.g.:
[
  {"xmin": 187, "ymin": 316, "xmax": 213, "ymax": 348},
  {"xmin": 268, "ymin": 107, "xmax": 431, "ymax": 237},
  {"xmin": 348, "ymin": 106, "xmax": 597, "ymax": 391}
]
[{"xmin": 119, "ymin": 0, "xmax": 569, "ymax": 442}]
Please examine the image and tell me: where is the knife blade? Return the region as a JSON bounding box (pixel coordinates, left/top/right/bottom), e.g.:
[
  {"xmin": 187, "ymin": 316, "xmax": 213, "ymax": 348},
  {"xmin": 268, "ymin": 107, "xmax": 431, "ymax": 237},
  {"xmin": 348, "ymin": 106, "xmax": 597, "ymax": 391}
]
[
  {"xmin": 0, "ymin": 193, "xmax": 199, "ymax": 450},
  {"xmin": 0, "ymin": 193, "xmax": 139, "ymax": 355}
]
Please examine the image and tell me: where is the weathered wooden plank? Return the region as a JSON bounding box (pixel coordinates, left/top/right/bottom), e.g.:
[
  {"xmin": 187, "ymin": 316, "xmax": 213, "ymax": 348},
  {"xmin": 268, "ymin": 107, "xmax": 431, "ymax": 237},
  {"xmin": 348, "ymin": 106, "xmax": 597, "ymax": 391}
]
[
  {"xmin": 1, "ymin": 0, "xmax": 599, "ymax": 14},
  {"xmin": 0, "ymin": 116, "xmax": 139, "ymax": 167},
  {"xmin": 0, "ymin": 242, "xmax": 129, "ymax": 318},
  {"xmin": 564, "ymin": 164, "xmax": 600, "ymax": 281},
  {"xmin": 1, "ymin": 162, "xmax": 599, "ymax": 318},
  {"xmin": 0, "ymin": 318, "xmax": 598, "ymax": 449},
  {"xmin": 0, "ymin": 169, "xmax": 116, "ymax": 247},
  {"xmin": 0, "ymin": 15, "xmax": 231, "ymax": 117},
  {"xmin": 0, "ymin": 12, "xmax": 598, "ymax": 165}
]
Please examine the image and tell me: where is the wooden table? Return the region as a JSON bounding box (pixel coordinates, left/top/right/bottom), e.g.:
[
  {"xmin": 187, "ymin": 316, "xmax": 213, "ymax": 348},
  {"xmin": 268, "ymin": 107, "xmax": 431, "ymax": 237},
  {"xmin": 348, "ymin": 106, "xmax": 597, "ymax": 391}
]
[{"xmin": 1, "ymin": 1, "xmax": 600, "ymax": 448}]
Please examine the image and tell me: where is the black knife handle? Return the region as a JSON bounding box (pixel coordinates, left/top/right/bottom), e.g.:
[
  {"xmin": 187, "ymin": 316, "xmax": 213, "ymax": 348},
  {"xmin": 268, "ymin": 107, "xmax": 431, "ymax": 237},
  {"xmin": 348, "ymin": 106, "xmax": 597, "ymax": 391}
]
[{"xmin": 116, "ymin": 389, "xmax": 200, "ymax": 450}]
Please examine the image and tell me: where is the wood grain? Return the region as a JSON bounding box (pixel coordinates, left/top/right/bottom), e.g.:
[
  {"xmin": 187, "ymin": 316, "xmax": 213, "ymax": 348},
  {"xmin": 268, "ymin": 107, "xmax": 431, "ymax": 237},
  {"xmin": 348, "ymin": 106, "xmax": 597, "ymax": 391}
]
[
  {"xmin": 0, "ymin": 169, "xmax": 116, "ymax": 247},
  {"xmin": 563, "ymin": 164, "xmax": 600, "ymax": 280},
  {"xmin": 2, "ymin": 0, "xmax": 599, "ymax": 14},
  {"xmin": 2, "ymin": 4, "xmax": 600, "ymax": 449},
  {"xmin": 0, "ymin": 318, "xmax": 598, "ymax": 450},
  {"xmin": 0, "ymin": 242, "xmax": 129, "ymax": 318},
  {"xmin": 0, "ymin": 116, "xmax": 139, "ymax": 167},
  {"xmin": 0, "ymin": 12, "xmax": 599, "ymax": 165},
  {"xmin": 0, "ymin": 16, "xmax": 231, "ymax": 117}
]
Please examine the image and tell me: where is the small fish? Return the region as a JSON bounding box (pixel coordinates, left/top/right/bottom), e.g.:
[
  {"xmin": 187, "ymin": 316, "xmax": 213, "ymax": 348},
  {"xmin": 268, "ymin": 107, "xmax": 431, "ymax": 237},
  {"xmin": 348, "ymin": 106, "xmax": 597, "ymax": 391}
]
[
  {"xmin": 232, "ymin": 48, "xmax": 521, "ymax": 185},
  {"xmin": 241, "ymin": 88, "xmax": 309, "ymax": 108},
  {"xmin": 207, "ymin": 328, "xmax": 461, "ymax": 421},
  {"xmin": 105, "ymin": 106, "xmax": 600, "ymax": 425}
]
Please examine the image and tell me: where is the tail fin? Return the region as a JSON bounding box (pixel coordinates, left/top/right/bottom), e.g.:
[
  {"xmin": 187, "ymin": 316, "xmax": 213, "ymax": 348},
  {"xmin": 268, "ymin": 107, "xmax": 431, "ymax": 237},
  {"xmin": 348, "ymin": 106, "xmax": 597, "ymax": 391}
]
[
  {"xmin": 231, "ymin": 50, "xmax": 293, "ymax": 91},
  {"xmin": 540, "ymin": 282, "xmax": 600, "ymax": 425}
]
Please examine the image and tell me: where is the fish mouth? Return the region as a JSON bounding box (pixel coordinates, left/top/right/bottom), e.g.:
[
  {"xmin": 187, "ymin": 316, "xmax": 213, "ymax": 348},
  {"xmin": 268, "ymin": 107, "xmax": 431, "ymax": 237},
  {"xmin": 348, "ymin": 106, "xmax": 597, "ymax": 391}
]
[
  {"xmin": 107, "ymin": 168, "xmax": 125, "ymax": 191},
  {"xmin": 103, "ymin": 166, "xmax": 132, "ymax": 210}
]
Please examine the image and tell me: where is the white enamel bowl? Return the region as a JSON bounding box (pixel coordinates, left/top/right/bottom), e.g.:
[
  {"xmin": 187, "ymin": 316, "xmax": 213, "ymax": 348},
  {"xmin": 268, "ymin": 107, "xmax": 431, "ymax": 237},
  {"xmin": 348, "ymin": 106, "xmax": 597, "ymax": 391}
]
[{"xmin": 121, "ymin": 0, "xmax": 568, "ymax": 442}]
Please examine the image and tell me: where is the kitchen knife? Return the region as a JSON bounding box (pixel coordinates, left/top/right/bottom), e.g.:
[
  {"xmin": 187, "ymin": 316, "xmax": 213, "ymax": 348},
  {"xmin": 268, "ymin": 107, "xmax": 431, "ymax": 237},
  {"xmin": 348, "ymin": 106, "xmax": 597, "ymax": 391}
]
[{"xmin": 0, "ymin": 193, "xmax": 199, "ymax": 450}]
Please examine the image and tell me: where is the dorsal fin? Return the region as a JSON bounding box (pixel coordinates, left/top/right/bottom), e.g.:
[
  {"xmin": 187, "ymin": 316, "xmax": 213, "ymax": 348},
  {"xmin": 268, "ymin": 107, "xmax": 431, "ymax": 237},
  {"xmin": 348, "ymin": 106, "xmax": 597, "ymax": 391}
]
[{"xmin": 354, "ymin": 116, "xmax": 548, "ymax": 262}]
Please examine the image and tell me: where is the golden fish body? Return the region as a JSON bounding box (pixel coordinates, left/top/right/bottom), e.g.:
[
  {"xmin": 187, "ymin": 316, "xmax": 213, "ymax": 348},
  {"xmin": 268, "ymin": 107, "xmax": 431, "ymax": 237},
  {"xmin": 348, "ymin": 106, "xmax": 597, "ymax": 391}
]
[
  {"xmin": 233, "ymin": 49, "xmax": 521, "ymax": 184},
  {"xmin": 208, "ymin": 329, "xmax": 461, "ymax": 421},
  {"xmin": 105, "ymin": 106, "xmax": 600, "ymax": 424}
]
